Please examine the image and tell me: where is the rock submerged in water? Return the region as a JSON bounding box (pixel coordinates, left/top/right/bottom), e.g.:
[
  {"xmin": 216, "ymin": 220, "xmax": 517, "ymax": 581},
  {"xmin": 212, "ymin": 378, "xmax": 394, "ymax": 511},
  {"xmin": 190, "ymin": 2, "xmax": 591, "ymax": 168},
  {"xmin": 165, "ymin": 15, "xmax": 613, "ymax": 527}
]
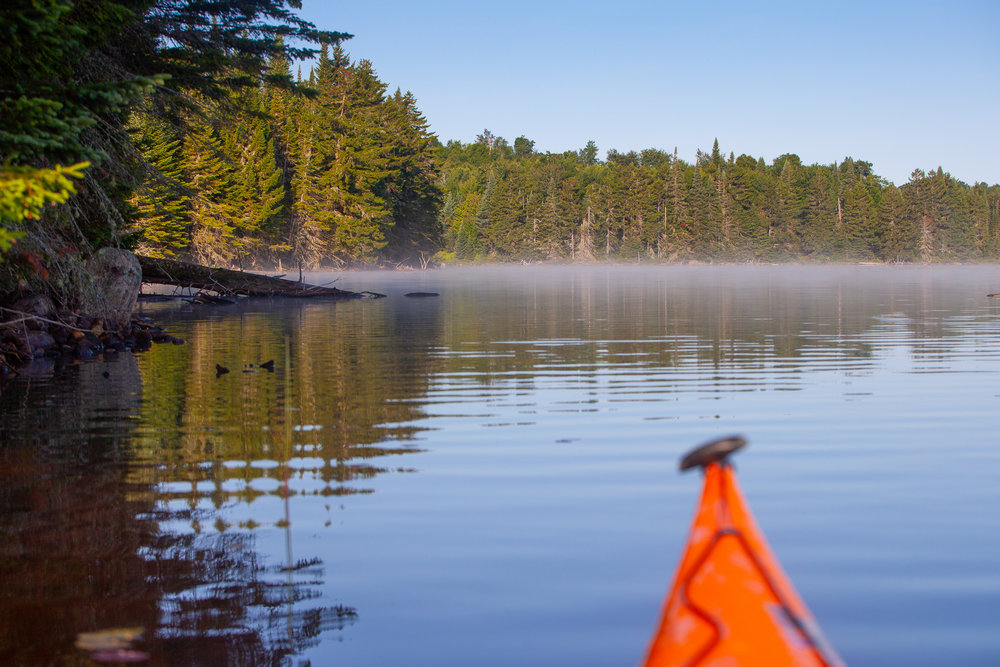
[
  {"xmin": 403, "ymin": 292, "xmax": 440, "ymax": 298},
  {"xmin": 24, "ymin": 330, "xmax": 56, "ymax": 358},
  {"xmin": 0, "ymin": 306, "xmax": 184, "ymax": 376},
  {"xmin": 0, "ymin": 248, "xmax": 177, "ymax": 376}
]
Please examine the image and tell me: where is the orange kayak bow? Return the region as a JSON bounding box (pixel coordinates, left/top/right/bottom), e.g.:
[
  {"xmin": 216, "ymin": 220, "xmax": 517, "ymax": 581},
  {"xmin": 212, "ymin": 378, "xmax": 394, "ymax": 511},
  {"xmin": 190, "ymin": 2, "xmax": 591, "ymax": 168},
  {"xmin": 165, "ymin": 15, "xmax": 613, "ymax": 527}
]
[{"xmin": 643, "ymin": 437, "xmax": 844, "ymax": 667}]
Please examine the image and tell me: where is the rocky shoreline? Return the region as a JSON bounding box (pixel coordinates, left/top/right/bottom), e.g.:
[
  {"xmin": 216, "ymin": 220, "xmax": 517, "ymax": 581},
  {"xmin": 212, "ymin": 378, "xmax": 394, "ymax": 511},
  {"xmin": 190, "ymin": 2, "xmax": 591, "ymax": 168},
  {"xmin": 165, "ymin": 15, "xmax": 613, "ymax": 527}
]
[
  {"xmin": 0, "ymin": 293, "xmax": 183, "ymax": 377},
  {"xmin": 0, "ymin": 248, "xmax": 384, "ymax": 378}
]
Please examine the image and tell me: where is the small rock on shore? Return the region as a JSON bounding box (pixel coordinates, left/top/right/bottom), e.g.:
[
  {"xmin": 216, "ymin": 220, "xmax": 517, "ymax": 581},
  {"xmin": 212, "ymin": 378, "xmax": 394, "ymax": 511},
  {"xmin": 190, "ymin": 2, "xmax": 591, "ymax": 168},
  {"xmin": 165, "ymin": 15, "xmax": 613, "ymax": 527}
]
[{"xmin": 0, "ymin": 294, "xmax": 183, "ymax": 376}]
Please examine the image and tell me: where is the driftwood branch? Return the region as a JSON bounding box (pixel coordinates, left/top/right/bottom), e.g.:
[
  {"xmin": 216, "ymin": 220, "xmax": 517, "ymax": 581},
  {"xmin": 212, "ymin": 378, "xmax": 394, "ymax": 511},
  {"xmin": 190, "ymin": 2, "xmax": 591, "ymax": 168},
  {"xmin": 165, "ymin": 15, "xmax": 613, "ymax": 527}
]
[
  {"xmin": 0, "ymin": 306, "xmax": 92, "ymax": 333},
  {"xmin": 137, "ymin": 256, "xmax": 384, "ymax": 299}
]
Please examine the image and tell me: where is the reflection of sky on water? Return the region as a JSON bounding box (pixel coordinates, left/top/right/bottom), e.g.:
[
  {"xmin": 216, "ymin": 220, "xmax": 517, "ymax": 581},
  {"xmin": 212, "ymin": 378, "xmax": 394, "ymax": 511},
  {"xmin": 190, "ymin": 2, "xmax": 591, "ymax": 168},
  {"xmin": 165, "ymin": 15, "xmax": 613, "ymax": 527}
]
[
  {"xmin": 3, "ymin": 266, "xmax": 1000, "ymax": 665},
  {"xmin": 306, "ymin": 266, "xmax": 1000, "ymax": 667},
  {"xmin": 134, "ymin": 264, "xmax": 1000, "ymax": 666}
]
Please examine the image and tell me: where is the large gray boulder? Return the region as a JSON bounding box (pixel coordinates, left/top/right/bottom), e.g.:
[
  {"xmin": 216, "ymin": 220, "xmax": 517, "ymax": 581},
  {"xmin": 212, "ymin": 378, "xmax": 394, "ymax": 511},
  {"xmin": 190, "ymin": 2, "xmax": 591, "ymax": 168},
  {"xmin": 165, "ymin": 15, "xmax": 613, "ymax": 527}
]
[{"xmin": 79, "ymin": 248, "xmax": 142, "ymax": 329}]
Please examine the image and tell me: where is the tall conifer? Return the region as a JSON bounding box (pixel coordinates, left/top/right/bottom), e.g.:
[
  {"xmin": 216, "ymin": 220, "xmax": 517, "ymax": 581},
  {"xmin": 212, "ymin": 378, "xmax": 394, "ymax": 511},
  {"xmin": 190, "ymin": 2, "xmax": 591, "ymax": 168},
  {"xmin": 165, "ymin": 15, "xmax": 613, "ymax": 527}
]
[
  {"xmin": 383, "ymin": 89, "xmax": 442, "ymax": 260},
  {"xmin": 129, "ymin": 115, "xmax": 190, "ymax": 257},
  {"xmin": 183, "ymin": 116, "xmax": 237, "ymax": 265},
  {"xmin": 225, "ymin": 87, "xmax": 287, "ymax": 268}
]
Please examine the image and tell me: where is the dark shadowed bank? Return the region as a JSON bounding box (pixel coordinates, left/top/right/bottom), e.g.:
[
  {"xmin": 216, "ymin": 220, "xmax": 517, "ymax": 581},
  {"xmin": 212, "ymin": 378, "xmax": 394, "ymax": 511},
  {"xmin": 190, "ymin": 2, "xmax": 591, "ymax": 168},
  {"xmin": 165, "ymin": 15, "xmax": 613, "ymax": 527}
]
[{"xmin": 0, "ymin": 251, "xmax": 380, "ymax": 376}]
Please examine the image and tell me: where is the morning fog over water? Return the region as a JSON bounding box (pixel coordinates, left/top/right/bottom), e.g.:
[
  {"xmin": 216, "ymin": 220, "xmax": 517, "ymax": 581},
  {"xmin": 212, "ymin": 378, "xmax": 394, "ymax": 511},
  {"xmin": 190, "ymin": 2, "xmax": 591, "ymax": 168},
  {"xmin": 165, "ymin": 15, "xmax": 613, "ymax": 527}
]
[{"xmin": 1, "ymin": 265, "xmax": 999, "ymax": 665}]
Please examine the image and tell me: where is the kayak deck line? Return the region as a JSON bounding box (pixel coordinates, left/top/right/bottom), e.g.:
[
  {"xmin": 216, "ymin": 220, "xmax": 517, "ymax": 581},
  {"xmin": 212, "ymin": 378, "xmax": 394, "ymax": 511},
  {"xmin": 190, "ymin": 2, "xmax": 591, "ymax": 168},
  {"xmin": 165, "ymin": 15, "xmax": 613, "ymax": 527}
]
[
  {"xmin": 671, "ymin": 477, "xmax": 837, "ymax": 666},
  {"xmin": 643, "ymin": 436, "xmax": 845, "ymax": 667}
]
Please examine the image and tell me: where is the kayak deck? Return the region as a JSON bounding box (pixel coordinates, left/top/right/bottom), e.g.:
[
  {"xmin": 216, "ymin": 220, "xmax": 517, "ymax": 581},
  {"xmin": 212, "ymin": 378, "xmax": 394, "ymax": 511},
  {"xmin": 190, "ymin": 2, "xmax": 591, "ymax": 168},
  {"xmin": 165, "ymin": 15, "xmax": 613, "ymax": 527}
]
[{"xmin": 643, "ymin": 437, "xmax": 843, "ymax": 667}]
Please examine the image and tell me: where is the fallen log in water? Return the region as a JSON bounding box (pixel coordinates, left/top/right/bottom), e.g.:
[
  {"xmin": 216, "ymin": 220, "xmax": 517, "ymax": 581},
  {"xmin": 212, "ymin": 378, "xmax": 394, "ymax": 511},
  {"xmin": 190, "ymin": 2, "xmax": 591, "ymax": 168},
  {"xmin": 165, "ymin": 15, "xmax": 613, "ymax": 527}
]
[{"xmin": 137, "ymin": 255, "xmax": 384, "ymax": 299}]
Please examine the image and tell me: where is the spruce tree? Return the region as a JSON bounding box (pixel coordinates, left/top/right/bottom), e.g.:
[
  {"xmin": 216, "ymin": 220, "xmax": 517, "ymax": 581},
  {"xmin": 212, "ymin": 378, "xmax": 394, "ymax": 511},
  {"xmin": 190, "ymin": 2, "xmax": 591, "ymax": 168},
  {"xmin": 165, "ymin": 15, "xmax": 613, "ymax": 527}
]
[
  {"xmin": 383, "ymin": 89, "xmax": 443, "ymax": 261},
  {"xmin": 878, "ymin": 185, "xmax": 914, "ymax": 262},
  {"xmin": 233, "ymin": 118, "xmax": 286, "ymax": 266},
  {"xmin": 263, "ymin": 48, "xmax": 297, "ymax": 261},
  {"xmin": 287, "ymin": 66, "xmax": 326, "ymax": 270},
  {"xmin": 183, "ymin": 116, "xmax": 237, "ymax": 266},
  {"xmin": 129, "ymin": 115, "xmax": 190, "ymax": 257},
  {"xmin": 299, "ymin": 44, "xmax": 350, "ymax": 262},
  {"xmin": 454, "ymin": 190, "xmax": 482, "ymax": 259},
  {"xmin": 469, "ymin": 167, "xmax": 498, "ymax": 258},
  {"xmin": 1, "ymin": 0, "xmax": 349, "ymax": 291},
  {"xmin": 224, "ymin": 86, "xmax": 287, "ymax": 268},
  {"xmin": 327, "ymin": 58, "xmax": 395, "ymax": 259}
]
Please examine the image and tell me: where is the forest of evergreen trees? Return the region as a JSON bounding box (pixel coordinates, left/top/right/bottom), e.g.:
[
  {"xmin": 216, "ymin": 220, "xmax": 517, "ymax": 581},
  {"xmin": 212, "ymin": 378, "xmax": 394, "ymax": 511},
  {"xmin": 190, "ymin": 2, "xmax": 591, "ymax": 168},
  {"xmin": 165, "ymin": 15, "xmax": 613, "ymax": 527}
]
[
  {"xmin": 435, "ymin": 135, "xmax": 1000, "ymax": 264},
  {"xmin": 129, "ymin": 44, "xmax": 441, "ymax": 269},
  {"xmin": 133, "ymin": 97, "xmax": 1000, "ymax": 268},
  {"xmin": 5, "ymin": 0, "xmax": 1000, "ymax": 283}
]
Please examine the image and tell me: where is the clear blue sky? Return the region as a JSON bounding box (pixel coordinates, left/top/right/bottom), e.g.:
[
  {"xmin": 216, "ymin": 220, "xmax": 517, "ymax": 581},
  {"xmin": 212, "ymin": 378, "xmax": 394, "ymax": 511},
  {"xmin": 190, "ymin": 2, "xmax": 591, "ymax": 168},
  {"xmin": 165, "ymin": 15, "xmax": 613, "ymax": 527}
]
[{"xmin": 298, "ymin": 0, "xmax": 998, "ymax": 186}]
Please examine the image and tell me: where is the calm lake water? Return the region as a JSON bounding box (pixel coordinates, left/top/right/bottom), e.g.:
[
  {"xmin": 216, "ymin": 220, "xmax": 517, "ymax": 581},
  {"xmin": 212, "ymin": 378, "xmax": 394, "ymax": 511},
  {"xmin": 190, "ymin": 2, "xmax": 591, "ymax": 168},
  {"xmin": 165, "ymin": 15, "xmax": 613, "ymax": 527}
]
[{"xmin": 2, "ymin": 265, "xmax": 1000, "ymax": 665}]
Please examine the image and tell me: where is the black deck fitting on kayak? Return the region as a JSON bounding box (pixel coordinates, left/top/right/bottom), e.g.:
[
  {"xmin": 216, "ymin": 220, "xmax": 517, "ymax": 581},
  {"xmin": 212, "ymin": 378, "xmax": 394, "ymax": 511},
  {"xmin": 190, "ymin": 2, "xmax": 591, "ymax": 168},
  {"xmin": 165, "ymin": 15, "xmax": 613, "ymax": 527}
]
[{"xmin": 679, "ymin": 435, "xmax": 747, "ymax": 472}]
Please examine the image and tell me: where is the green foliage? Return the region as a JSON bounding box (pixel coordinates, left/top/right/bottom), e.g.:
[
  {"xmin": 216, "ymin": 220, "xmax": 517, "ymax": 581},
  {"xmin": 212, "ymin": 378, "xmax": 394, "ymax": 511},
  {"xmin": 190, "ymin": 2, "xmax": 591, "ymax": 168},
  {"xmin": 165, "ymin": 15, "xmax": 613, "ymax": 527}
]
[
  {"xmin": 128, "ymin": 116, "xmax": 189, "ymax": 257},
  {"xmin": 279, "ymin": 46, "xmax": 441, "ymax": 267},
  {"xmin": 580, "ymin": 141, "xmax": 599, "ymax": 166},
  {"xmin": 1, "ymin": 0, "xmax": 355, "ymax": 292},
  {"xmin": 183, "ymin": 114, "xmax": 238, "ymax": 266},
  {"xmin": 296, "ymin": 46, "xmax": 393, "ymax": 263},
  {"xmin": 0, "ymin": 0, "xmax": 163, "ymax": 164},
  {"xmin": 224, "ymin": 87, "xmax": 287, "ymax": 267},
  {"xmin": 9, "ymin": 3, "xmax": 997, "ymax": 273},
  {"xmin": 513, "ymin": 136, "xmax": 535, "ymax": 158},
  {"xmin": 127, "ymin": 41, "xmax": 442, "ymax": 269},
  {"xmin": 434, "ymin": 138, "xmax": 1000, "ymax": 264},
  {"xmin": 0, "ymin": 162, "xmax": 89, "ymax": 253}
]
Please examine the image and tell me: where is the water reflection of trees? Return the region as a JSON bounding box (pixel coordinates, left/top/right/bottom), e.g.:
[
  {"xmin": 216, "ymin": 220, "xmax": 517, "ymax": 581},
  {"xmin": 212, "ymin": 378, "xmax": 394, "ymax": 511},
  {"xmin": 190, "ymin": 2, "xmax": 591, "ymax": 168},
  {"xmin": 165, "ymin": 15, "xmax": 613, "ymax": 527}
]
[
  {"xmin": 149, "ymin": 528, "xmax": 356, "ymax": 665},
  {"xmin": 2, "ymin": 268, "xmax": 988, "ymax": 663},
  {"xmin": 424, "ymin": 267, "xmax": 988, "ymax": 383},
  {"xmin": 135, "ymin": 298, "xmax": 439, "ymax": 508},
  {"xmin": 0, "ymin": 355, "xmax": 359, "ymax": 665},
  {"xmin": 122, "ymin": 297, "xmax": 447, "ymax": 662}
]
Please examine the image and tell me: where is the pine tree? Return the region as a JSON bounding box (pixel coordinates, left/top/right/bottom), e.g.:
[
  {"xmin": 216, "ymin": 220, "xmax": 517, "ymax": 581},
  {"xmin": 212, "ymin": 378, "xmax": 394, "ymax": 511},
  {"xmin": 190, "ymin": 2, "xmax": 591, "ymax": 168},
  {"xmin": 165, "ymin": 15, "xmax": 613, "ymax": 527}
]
[
  {"xmin": 299, "ymin": 46, "xmax": 395, "ymax": 263},
  {"xmin": 382, "ymin": 89, "xmax": 442, "ymax": 261},
  {"xmin": 1, "ymin": 0, "xmax": 349, "ymax": 292},
  {"xmin": 580, "ymin": 141, "xmax": 599, "ymax": 166},
  {"xmin": 263, "ymin": 45, "xmax": 295, "ymax": 159},
  {"xmin": 183, "ymin": 116, "xmax": 237, "ymax": 266},
  {"xmin": 263, "ymin": 46, "xmax": 297, "ymax": 262},
  {"xmin": 285, "ymin": 64, "xmax": 324, "ymax": 269},
  {"xmin": 330, "ymin": 58, "xmax": 395, "ymax": 259},
  {"xmin": 223, "ymin": 86, "xmax": 287, "ymax": 268},
  {"xmin": 878, "ymin": 184, "xmax": 913, "ymax": 262},
  {"xmin": 726, "ymin": 155, "xmax": 768, "ymax": 258},
  {"xmin": 454, "ymin": 198, "xmax": 481, "ymax": 260},
  {"xmin": 469, "ymin": 167, "xmax": 498, "ymax": 258},
  {"xmin": 233, "ymin": 117, "xmax": 286, "ymax": 266},
  {"xmin": 0, "ymin": 0, "xmax": 162, "ymax": 165},
  {"xmin": 129, "ymin": 114, "xmax": 190, "ymax": 257}
]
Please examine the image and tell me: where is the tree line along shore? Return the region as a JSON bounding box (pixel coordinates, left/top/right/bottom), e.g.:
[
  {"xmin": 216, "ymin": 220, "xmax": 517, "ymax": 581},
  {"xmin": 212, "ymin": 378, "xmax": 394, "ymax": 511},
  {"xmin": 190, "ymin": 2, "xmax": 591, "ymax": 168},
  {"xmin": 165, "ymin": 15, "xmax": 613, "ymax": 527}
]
[
  {"xmin": 3, "ymin": 0, "xmax": 1000, "ymax": 320},
  {"xmin": 436, "ymin": 138, "xmax": 1000, "ymax": 264}
]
